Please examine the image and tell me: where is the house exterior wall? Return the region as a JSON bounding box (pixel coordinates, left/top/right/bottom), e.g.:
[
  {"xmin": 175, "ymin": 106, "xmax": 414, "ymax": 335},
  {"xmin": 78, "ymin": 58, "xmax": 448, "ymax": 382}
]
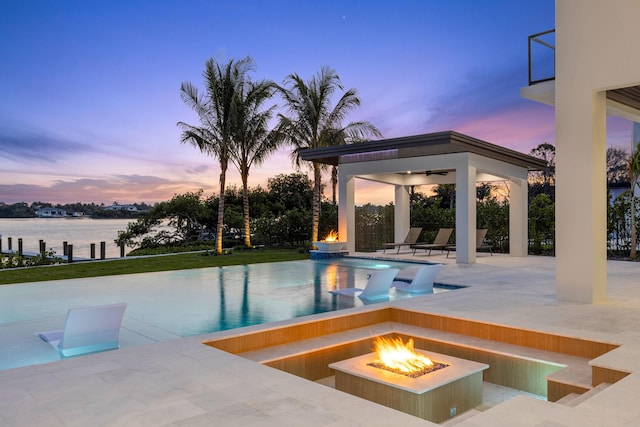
[{"xmin": 555, "ymin": 0, "xmax": 640, "ymax": 302}]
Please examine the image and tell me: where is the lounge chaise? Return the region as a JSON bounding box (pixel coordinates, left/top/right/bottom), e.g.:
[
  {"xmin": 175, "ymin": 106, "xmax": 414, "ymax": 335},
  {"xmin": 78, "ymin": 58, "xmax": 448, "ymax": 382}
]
[
  {"xmin": 383, "ymin": 227, "xmax": 422, "ymax": 254},
  {"xmin": 38, "ymin": 302, "xmax": 127, "ymax": 357},
  {"xmin": 328, "ymin": 268, "xmax": 399, "ymax": 300},
  {"xmin": 446, "ymin": 229, "xmax": 493, "ymax": 257},
  {"xmin": 410, "ymin": 228, "xmax": 453, "ymax": 255},
  {"xmin": 392, "ymin": 264, "xmax": 442, "ymax": 293}
]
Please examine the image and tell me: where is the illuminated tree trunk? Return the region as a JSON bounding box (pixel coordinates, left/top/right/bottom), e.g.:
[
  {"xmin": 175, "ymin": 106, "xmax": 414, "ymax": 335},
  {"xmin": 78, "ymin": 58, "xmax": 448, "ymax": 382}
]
[
  {"xmin": 242, "ymin": 171, "xmax": 251, "ymax": 248},
  {"xmin": 216, "ymin": 160, "xmax": 227, "ymax": 255},
  {"xmin": 312, "ymin": 163, "xmax": 321, "ymax": 243}
]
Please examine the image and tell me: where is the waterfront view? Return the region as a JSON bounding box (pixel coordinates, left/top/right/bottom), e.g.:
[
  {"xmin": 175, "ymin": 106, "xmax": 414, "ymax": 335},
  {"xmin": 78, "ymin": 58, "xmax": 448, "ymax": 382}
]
[{"xmin": 0, "ymin": 218, "xmax": 134, "ymax": 259}]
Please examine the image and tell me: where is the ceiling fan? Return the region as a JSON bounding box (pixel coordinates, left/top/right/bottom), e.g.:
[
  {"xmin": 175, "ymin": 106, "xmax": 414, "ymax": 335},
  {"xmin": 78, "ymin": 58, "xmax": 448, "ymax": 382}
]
[{"xmin": 425, "ymin": 170, "xmax": 448, "ymax": 176}]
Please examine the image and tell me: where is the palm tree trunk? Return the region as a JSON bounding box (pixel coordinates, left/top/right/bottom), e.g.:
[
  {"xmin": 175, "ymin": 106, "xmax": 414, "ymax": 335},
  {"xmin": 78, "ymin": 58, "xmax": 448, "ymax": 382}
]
[
  {"xmin": 242, "ymin": 172, "xmax": 251, "ymax": 248},
  {"xmin": 331, "ymin": 166, "xmax": 338, "ymax": 205},
  {"xmin": 216, "ymin": 161, "xmax": 227, "ymax": 255},
  {"xmin": 312, "ymin": 163, "xmax": 321, "ymax": 243}
]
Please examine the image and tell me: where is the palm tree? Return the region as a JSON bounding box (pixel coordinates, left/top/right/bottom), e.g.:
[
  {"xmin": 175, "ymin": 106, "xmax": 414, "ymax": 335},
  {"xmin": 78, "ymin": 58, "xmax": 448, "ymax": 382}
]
[
  {"xmin": 178, "ymin": 56, "xmax": 255, "ymax": 254},
  {"xmin": 230, "ymin": 78, "xmax": 279, "ymax": 247},
  {"xmin": 277, "ymin": 66, "xmax": 381, "ymax": 242}
]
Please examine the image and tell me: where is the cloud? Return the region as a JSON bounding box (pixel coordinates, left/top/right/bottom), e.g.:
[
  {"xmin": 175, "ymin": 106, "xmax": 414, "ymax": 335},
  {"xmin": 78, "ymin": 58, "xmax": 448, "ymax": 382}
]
[
  {"xmin": 0, "ymin": 124, "xmax": 103, "ymax": 163},
  {"xmin": 0, "ymin": 174, "xmax": 215, "ymax": 205},
  {"xmin": 185, "ymin": 164, "xmax": 210, "ymax": 175}
]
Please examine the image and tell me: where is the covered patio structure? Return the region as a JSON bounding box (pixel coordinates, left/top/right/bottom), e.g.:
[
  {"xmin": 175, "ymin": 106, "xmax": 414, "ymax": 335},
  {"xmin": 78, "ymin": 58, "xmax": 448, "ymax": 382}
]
[{"xmin": 301, "ymin": 131, "xmax": 546, "ymax": 263}]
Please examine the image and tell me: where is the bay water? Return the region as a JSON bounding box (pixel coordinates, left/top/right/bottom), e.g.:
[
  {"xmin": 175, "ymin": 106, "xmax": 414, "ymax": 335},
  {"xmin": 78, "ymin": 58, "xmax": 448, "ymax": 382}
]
[{"xmin": 0, "ymin": 218, "xmax": 134, "ymax": 259}]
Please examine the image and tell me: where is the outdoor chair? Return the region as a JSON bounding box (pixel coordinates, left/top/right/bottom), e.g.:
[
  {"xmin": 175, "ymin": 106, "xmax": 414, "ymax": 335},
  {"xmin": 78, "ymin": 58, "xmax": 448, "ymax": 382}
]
[
  {"xmin": 383, "ymin": 227, "xmax": 422, "ymax": 254},
  {"xmin": 392, "ymin": 264, "xmax": 443, "ymax": 293},
  {"xmin": 328, "ymin": 268, "xmax": 399, "ymax": 301},
  {"xmin": 38, "ymin": 302, "xmax": 127, "ymax": 357},
  {"xmin": 410, "ymin": 228, "xmax": 454, "ymax": 255},
  {"xmin": 446, "ymin": 229, "xmax": 493, "ymax": 257}
]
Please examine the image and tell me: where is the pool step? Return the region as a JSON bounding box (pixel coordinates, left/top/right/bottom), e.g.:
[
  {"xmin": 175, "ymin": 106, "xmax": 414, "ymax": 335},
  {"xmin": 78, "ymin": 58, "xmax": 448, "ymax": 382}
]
[{"xmin": 556, "ymin": 382, "xmax": 611, "ymax": 407}]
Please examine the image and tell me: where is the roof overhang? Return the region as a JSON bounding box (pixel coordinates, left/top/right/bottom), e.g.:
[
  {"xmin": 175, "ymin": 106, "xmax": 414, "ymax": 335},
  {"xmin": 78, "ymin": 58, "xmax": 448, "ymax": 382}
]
[
  {"xmin": 521, "ymin": 80, "xmax": 640, "ymax": 122},
  {"xmin": 300, "ymin": 130, "xmax": 547, "ymax": 171}
]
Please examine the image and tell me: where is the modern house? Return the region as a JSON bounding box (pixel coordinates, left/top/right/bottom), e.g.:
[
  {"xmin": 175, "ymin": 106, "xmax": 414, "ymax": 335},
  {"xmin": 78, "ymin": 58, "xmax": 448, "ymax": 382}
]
[
  {"xmin": 35, "ymin": 207, "xmax": 67, "ymax": 218},
  {"xmin": 104, "ymin": 203, "xmax": 138, "ymax": 212},
  {"xmin": 521, "ymin": 0, "xmax": 640, "ymax": 303}
]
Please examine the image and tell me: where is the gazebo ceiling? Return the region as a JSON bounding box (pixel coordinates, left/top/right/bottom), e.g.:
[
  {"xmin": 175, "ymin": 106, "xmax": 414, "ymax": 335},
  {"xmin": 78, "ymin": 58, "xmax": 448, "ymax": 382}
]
[{"xmin": 300, "ymin": 131, "xmax": 547, "ymax": 171}]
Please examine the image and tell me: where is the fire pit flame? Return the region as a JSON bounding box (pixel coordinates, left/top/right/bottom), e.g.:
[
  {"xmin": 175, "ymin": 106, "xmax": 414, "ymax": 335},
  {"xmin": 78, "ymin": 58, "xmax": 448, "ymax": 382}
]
[
  {"xmin": 324, "ymin": 230, "xmax": 338, "ymax": 242},
  {"xmin": 373, "ymin": 337, "xmax": 434, "ymax": 374}
]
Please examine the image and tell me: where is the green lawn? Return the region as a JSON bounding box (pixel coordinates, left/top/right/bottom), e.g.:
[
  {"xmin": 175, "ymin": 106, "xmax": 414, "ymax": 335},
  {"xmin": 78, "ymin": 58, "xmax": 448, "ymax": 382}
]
[{"xmin": 0, "ymin": 248, "xmax": 309, "ymax": 285}]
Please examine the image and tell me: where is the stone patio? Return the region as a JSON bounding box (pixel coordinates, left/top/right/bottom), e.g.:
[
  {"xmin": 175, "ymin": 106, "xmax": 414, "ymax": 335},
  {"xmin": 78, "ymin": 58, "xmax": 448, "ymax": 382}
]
[{"xmin": 2, "ymin": 253, "xmax": 640, "ymax": 426}]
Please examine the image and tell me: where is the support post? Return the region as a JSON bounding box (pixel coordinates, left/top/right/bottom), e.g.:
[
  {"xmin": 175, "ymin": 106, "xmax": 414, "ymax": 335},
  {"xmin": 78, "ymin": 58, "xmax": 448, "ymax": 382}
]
[
  {"xmin": 509, "ymin": 178, "xmax": 528, "ymax": 256},
  {"xmin": 338, "ymin": 174, "xmax": 355, "ymax": 252},
  {"xmin": 394, "ymin": 185, "xmax": 410, "ymax": 247},
  {"xmin": 455, "ymin": 161, "xmax": 476, "ymax": 263}
]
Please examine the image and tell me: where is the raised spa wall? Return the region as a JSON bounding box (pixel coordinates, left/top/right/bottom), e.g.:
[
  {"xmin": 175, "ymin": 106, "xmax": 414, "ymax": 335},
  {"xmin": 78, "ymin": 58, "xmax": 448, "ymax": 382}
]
[{"xmin": 204, "ymin": 307, "xmax": 628, "ymax": 421}]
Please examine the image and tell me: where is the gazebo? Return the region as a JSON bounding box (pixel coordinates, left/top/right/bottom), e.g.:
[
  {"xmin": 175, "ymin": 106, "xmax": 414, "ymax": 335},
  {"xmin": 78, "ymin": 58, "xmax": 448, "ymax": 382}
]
[{"xmin": 300, "ymin": 131, "xmax": 546, "ymax": 263}]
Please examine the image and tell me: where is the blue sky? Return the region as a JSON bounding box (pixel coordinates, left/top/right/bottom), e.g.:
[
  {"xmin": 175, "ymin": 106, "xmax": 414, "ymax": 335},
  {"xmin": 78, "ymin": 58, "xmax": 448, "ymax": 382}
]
[{"xmin": 0, "ymin": 0, "xmax": 630, "ymax": 205}]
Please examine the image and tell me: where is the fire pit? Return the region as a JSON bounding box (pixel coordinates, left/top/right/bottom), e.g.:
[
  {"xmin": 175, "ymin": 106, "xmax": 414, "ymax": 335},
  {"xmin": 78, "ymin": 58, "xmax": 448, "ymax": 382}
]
[
  {"xmin": 311, "ymin": 230, "xmax": 347, "ymax": 259},
  {"xmin": 367, "ymin": 336, "xmax": 448, "ymax": 377},
  {"xmin": 329, "ymin": 337, "xmax": 489, "ymax": 423}
]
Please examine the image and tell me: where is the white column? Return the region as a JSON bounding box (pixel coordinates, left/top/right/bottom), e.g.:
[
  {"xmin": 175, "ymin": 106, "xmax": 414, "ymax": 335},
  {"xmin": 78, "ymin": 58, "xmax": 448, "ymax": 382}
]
[
  {"xmin": 455, "ymin": 162, "xmax": 476, "ymax": 263},
  {"xmin": 508, "ymin": 178, "xmax": 528, "ymax": 257},
  {"xmin": 338, "ymin": 174, "xmax": 355, "ymax": 253},
  {"xmin": 555, "ymin": 90, "xmax": 607, "ymax": 303},
  {"xmin": 394, "ymin": 185, "xmax": 410, "ymax": 243}
]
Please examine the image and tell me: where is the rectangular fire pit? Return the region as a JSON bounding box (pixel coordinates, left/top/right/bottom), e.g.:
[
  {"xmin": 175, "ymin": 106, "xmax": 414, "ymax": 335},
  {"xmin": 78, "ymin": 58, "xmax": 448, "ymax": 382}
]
[{"xmin": 329, "ymin": 349, "xmax": 488, "ymax": 423}]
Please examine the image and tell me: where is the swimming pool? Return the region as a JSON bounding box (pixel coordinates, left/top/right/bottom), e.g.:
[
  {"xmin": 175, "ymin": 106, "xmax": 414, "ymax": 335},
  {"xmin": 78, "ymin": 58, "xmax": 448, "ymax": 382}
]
[{"xmin": 0, "ymin": 258, "xmax": 454, "ymax": 370}]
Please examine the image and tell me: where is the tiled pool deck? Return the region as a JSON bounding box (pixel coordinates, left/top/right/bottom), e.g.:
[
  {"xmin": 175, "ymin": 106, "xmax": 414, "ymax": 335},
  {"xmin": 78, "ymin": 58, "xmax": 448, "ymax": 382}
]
[{"xmin": 2, "ymin": 253, "xmax": 640, "ymax": 426}]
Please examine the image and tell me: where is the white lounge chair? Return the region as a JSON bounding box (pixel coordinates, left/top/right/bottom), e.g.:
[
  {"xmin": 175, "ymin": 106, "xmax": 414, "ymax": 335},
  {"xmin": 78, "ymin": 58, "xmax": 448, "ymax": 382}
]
[
  {"xmin": 392, "ymin": 264, "xmax": 442, "ymax": 293},
  {"xmin": 38, "ymin": 302, "xmax": 127, "ymax": 357},
  {"xmin": 383, "ymin": 227, "xmax": 422, "ymax": 254},
  {"xmin": 411, "ymin": 228, "xmax": 453, "ymax": 255},
  {"xmin": 446, "ymin": 229, "xmax": 493, "ymax": 257},
  {"xmin": 328, "ymin": 268, "xmax": 399, "ymax": 300}
]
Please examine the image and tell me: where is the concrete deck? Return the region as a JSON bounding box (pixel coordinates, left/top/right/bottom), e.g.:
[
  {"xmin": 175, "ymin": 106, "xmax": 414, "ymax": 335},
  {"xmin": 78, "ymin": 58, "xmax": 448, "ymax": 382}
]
[{"xmin": 2, "ymin": 253, "xmax": 640, "ymax": 426}]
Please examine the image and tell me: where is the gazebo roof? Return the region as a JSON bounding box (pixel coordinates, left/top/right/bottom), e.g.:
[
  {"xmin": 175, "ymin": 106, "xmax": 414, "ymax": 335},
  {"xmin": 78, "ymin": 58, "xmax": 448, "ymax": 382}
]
[{"xmin": 300, "ymin": 130, "xmax": 547, "ymax": 170}]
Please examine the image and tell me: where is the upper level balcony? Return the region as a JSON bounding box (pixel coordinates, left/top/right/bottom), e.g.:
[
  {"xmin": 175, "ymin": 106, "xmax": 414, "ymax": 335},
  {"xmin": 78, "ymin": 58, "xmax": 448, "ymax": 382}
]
[{"xmin": 521, "ymin": 29, "xmax": 640, "ymax": 122}]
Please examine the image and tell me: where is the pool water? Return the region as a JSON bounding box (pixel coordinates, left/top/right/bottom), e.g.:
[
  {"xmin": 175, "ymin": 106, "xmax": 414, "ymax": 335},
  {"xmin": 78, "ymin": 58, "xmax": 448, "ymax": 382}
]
[{"xmin": 0, "ymin": 258, "xmax": 454, "ymax": 370}]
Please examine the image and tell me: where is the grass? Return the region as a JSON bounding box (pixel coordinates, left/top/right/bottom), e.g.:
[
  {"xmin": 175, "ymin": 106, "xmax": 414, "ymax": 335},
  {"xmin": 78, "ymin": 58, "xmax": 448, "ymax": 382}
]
[{"xmin": 0, "ymin": 248, "xmax": 309, "ymax": 285}]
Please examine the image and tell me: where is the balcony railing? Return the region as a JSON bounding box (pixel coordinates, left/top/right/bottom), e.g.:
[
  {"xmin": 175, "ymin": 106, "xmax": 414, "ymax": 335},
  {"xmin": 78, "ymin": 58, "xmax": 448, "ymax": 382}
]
[{"xmin": 528, "ymin": 29, "xmax": 555, "ymax": 85}]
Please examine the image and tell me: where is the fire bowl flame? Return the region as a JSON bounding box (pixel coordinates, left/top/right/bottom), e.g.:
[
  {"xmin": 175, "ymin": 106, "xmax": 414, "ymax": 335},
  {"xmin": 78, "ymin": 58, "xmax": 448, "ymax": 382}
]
[
  {"xmin": 369, "ymin": 336, "xmax": 449, "ymax": 378},
  {"xmin": 313, "ymin": 230, "xmax": 345, "ymax": 252}
]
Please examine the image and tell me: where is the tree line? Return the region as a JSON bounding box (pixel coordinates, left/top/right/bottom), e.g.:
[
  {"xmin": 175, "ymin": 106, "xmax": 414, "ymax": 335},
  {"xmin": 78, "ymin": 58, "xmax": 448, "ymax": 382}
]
[
  {"xmin": 0, "ymin": 202, "xmax": 153, "ymax": 218},
  {"xmin": 115, "ymin": 173, "xmax": 337, "ymax": 251},
  {"xmin": 526, "ymin": 142, "xmax": 640, "ymax": 259},
  {"xmin": 115, "ymin": 140, "xmax": 640, "ymax": 260}
]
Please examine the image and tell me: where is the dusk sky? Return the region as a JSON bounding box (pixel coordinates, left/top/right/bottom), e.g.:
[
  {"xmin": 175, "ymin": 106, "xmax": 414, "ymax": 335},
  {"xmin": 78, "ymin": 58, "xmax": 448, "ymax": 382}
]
[{"xmin": 0, "ymin": 1, "xmax": 632, "ymax": 206}]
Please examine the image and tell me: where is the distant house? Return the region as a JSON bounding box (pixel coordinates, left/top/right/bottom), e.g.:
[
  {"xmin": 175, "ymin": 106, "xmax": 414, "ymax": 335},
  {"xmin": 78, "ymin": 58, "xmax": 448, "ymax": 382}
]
[
  {"xmin": 36, "ymin": 207, "xmax": 67, "ymax": 218},
  {"xmin": 104, "ymin": 204, "xmax": 138, "ymax": 212}
]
